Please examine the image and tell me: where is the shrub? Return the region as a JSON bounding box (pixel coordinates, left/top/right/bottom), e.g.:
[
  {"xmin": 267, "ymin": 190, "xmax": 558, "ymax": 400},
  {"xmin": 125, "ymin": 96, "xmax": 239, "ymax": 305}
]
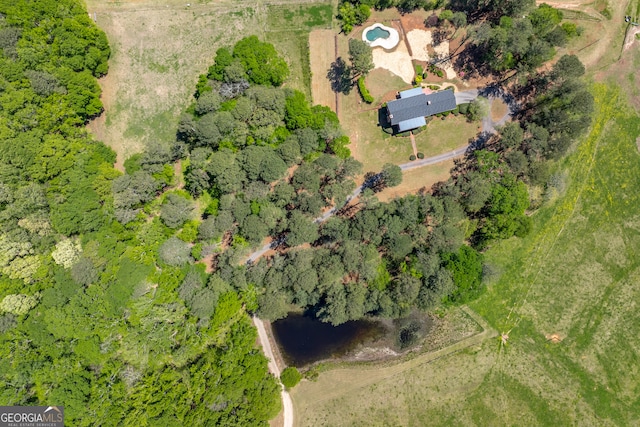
[
  {"xmin": 280, "ymin": 367, "xmax": 302, "ymax": 389},
  {"xmin": 357, "ymin": 76, "xmax": 374, "ymax": 103},
  {"xmin": 409, "ymin": 154, "xmax": 416, "ymax": 161},
  {"xmin": 458, "ymin": 103, "xmax": 469, "ymax": 115},
  {"xmin": 413, "ymin": 125, "xmax": 427, "ymax": 135},
  {"xmin": 178, "ymin": 220, "xmax": 199, "ymax": 243},
  {"xmin": 191, "ymin": 242, "xmax": 203, "ymax": 260},
  {"xmin": 561, "ymin": 22, "xmax": 578, "ymax": 38},
  {"xmin": 417, "ymin": 152, "xmax": 424, "ymax": 159},
  {"xmin": 414, "ymin": 75, "xmax": 423, "ymax": 85},
  {"xmin": 124, "ymin": 153, "xmax": 142, "ymax": 174},
  {"xmin": 435, "ymin": 69, "xmax": 444, "ymax": 78},
  {"xmin": 304, "ymin": 367, "xmax": 319, "ymax": 381},
  {"xmin": 204, "ymin": 199, "xmax": 219, "ymax": 217}
]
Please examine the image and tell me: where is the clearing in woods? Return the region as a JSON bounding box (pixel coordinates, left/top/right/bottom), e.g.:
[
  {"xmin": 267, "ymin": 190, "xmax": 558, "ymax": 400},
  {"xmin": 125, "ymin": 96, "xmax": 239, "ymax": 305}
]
[
  {"xmin": 85, "ymin": 0, "xmax": 332, "ymax": 169},
  {"xmin": 291, "ymin": 83, "xmax": 640, "ymax": 426}
]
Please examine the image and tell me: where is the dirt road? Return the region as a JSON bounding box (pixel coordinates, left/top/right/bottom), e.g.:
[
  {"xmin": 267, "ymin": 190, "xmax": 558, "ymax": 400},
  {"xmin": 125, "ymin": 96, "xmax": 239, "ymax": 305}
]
[{"xmin": 253, "ymin": 317, "xmax": 294, "ymax": 427}]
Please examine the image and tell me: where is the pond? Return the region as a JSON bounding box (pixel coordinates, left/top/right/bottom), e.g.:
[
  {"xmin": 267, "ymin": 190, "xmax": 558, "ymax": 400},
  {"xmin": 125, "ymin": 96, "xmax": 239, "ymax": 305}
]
[{"xmin": 272, "ymin": 313, "xmax": 388, "ymax": 367}]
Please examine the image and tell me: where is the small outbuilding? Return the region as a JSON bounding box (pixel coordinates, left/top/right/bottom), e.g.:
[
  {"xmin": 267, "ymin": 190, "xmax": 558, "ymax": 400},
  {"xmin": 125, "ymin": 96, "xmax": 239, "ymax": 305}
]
[{"xmin": 386, "ymin": 88, "xmax": 457, "ymax": 132}]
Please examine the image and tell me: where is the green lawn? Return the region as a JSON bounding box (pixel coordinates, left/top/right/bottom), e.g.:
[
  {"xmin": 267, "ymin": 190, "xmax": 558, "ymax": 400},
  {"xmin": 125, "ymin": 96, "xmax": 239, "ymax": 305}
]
[
  {"xmin": 348, "ymin": 107, "xmax": 480, "ymax": 173},
  {"xmin": 291, "ymin": 83, "xmax": 640, "ymax": 426},
  {"xmin": 414, "ymin": 115, "xmax": 480, "ymax": 157},
  {"xmin": 364, "ymin": 68, "xmax": 410, "ymax": 102}
]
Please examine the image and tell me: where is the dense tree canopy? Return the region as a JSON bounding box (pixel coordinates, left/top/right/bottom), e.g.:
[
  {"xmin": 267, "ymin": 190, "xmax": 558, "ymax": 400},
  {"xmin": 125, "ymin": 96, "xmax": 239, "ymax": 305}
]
[
  {"xmin": 466, "ymin": 4, "xmax": 579, "ymax": 74},
  {"xmin": 0, "ymin": 5, "xmax": 280, "ymax": 425}
]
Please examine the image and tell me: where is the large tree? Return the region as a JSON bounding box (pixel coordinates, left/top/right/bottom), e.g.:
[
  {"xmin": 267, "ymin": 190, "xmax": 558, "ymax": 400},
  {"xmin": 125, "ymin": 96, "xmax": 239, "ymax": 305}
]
[
  {"xmin": 232, "ymin": 36, "xmax": 289, "ymax": 86},
  {"xmin": 348, "ymin": 39, "xmax": 374, "ymax": 78}
]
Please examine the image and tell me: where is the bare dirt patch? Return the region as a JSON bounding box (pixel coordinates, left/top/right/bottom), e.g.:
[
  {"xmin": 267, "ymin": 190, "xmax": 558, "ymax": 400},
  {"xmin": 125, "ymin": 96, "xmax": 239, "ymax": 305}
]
[
  {"xmin": 309, "ymin": 29, "xmax": 337, "ymax": 110},
  {"xmin": 406, "ymin": 28, "xmax": 432, "ymax": 62},
  {"xmin": 624, "ymin": 25, "xmax": 640, "ymax": 51},
  {"xmin": 545, "ymin": 333, "xmax": 564, "ymax": 343},
  {"xmin": 491, "ymin": 98, "xmax": 509, "ymax": 122},
  {"xmin": 399, "ymin": 10, "xmax": 432, "ymax": 32}
]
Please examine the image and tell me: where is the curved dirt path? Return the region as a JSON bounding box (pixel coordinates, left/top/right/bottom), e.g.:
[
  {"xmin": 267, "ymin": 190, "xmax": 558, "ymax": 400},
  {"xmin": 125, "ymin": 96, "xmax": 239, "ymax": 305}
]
[{"xmin": 253, "ymin": 317, "xmax": 294, "ymax": 427}]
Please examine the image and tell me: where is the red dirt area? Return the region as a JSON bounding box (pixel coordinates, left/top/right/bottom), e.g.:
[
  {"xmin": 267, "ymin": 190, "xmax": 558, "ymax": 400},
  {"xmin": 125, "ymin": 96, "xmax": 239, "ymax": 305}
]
[{"xmin": 400, "ymin": 12, "xmax": 430, "ymax": 32}]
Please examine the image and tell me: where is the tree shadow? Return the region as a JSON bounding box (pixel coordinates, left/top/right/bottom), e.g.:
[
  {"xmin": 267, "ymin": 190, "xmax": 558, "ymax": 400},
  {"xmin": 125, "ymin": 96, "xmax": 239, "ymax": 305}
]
[
  {"xmin": 327, "ymin": 57, "xmax": 353, "ymax": 95},
  {"xmin": 377, "ymin": 106, "xmax": 395, "ymax": 135}
]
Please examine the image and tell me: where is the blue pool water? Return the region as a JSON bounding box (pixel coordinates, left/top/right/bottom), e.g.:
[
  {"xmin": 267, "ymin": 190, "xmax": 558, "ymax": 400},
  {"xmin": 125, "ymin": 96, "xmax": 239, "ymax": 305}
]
[{"xmin": 366, "ymin": 26, "xmax": 390, "ymax": 41}]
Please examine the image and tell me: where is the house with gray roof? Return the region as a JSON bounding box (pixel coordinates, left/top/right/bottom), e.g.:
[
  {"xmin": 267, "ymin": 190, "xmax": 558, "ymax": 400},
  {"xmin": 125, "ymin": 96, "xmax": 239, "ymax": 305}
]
[{"xmin": 386, "ymin": 88, "xmax": 457, "ymax": 132}]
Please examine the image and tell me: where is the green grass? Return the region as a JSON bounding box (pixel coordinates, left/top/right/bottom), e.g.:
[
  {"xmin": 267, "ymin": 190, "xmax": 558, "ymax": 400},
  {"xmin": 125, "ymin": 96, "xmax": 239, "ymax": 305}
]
[
  {"xmin": 414, "ymin": 115, "xmax": 480, "ymax": 157},
  {"xmin": 460, "ymin": 83, "xmax": 640, "ymax": 424},
  {"xmin": 265, "ymin": 2, "xmax": 333, "ymax": 98},
  {"xmin": 347, "ymin": 106, "xmax": 479, "ymax": 172},
  {"xmin": 627, "ymin": 0, "xmax": 640, "ymax": 17},
  {"xmin": 364, "ymin": 67, "xmax": 408, "ymax": 102},
  {"xmin": 266, "ymin": 30, "xmax": 313, "ymax": 98},
  {"xmin": 266, "ymin": 3, "xmax": 333, "ymax": 30},
  {"xmin": 292, "ymin": 83, "xmax": 640, "ymax": 425}
]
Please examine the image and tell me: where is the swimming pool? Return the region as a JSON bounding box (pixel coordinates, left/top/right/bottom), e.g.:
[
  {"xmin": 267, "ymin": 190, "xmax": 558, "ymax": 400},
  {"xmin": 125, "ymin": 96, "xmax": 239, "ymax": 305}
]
[
  {"xmin": 365, "ymin": 26, "xmax": 390, "ymax": 42},
  {"xmin": 362, "ymin": 23, "xmax": 399, "ymax": 50}
]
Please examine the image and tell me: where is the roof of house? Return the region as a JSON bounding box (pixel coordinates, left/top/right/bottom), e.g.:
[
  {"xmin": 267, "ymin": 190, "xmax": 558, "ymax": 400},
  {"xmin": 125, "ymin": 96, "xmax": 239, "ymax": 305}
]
[
  {"xmin": 397, "ymin": 116, "xmax": 426, "ymax": 132},
  {"xmin": 399, "ymin": 87, "xmax": 424, "ymax": 99},
  {"xmin": 387, "ymin": 90, "xmax": 457, "ymax": 127}
]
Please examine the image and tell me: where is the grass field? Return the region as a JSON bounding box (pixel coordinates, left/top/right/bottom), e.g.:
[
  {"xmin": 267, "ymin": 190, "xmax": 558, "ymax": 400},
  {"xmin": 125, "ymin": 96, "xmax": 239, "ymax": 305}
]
[
  {"xmin": 291, "ymin": 84, "xmax": 640, "ymax": 426},
  {"xmin": 266, "ymin": 2, "xmax": 333, "ymax": 99},
  {"xmin": 364, "ymin": 68, "xmax": 410, "ymax": 102},
  {"xmin": 85, "ymin": 0, "xmax": 332, "ymax": 168}
]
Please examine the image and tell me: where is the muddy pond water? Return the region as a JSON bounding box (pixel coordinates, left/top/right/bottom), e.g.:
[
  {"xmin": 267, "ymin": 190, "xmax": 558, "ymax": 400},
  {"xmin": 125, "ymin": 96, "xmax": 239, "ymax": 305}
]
[{"xmin": 272, "ymin": 313, "xmax": 389, "ymax": 367}]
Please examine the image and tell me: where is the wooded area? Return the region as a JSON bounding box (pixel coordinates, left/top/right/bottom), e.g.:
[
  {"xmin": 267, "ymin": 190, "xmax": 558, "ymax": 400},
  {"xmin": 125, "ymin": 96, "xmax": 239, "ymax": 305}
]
[{"xmin": 0, "ymin": 1, "xmax": 280, "ymax": 424}]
